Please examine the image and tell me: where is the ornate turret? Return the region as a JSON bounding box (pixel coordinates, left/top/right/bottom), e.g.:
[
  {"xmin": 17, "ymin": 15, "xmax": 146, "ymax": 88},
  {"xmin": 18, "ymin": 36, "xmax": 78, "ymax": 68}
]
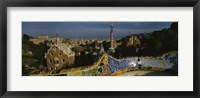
[{"xmin": 109, "ymin": 24, "xmax": 115, "ymax": 53}]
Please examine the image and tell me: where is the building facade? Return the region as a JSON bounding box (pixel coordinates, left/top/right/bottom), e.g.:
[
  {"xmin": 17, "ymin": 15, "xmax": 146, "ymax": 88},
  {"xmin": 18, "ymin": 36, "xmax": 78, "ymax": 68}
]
[{"xmin": 45, "ymin": 44, "xmax": 75, "ymax": 70}]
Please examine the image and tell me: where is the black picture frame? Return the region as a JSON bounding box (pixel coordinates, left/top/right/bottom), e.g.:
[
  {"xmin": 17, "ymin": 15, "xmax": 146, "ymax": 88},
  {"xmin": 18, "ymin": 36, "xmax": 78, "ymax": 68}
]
[{"xmin": 0, "ymin": 0, "xmax": 199, "ymax": 98}]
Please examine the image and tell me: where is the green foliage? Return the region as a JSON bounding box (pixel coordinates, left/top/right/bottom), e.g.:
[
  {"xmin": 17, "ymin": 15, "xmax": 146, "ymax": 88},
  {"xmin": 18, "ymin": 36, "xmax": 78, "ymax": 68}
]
[
  {"xmin": 170, "ymin": 22, "xmax": 178, "ymax": 31},
  {"xmin": 71, "ymin": 46, "xmax": 80, "ymax": 55},
  {"xmin": 22, "ymin": 34, "xmax": 49, "ymax": 68},
  {"xmin": 22, "ymin": 57, "xmax": 38, "ymax": 67},
  {"xmin": 103, "ymin": 41, "xmax": 110, "ymax": 52},
  {"xmin": 22, "ymin": 34, "xmax": 33, "ymax": 41},
  {"xmin": 114, "ymin": 45, "xmax": 136, "ymax": 58},
  {"xmin": 74, "ymin": 51, "xmax": 95, "ymax": 67},
  {"xmin": 147, "ymin": 67, "xmax": 152, "ymax": 70},
  {"xmin": 155, "ymin": 39, "xmax": 162, "ymax": 53}
]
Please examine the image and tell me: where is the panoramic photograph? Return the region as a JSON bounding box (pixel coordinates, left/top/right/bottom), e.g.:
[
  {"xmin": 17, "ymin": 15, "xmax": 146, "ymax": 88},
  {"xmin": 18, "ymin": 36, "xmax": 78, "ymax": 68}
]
[{"xmin": 22, "ymin": 22, "xmax": 178, "ymax": 76}]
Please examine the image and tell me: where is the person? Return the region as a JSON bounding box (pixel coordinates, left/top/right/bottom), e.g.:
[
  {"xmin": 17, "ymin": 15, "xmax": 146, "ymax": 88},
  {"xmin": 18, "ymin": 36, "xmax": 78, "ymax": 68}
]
[{"xmin": 137, "ymin": 58, "xmax": 142, "ymax": 67}]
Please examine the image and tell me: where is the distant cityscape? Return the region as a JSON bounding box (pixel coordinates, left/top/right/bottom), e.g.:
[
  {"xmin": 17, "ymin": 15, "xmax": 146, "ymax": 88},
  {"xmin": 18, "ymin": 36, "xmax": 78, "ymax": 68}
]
[{"xmin": 22, "ymin": 22, "xmax": 178, "ymax": 76}]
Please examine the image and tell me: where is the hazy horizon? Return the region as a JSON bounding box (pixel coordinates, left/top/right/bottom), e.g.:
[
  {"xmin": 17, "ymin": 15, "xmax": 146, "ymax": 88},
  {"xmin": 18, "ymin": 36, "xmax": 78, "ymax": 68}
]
[{"xmin": 22, "ymin": 22, "xmax": 173, "ymax": 38}]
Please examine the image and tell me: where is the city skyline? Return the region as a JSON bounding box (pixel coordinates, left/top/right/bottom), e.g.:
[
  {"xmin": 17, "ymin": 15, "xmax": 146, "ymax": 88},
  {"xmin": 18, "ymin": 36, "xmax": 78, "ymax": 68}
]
[{"xmin": 22, "ymin": 22, "xmax": 173, "ymax": 38}]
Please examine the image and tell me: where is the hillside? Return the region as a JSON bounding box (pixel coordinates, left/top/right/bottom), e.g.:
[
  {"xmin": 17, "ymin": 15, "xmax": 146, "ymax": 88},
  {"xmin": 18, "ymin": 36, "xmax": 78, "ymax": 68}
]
[{"xmin": 113, "ymin": 22, "xmax": 178, "ymax": 58}]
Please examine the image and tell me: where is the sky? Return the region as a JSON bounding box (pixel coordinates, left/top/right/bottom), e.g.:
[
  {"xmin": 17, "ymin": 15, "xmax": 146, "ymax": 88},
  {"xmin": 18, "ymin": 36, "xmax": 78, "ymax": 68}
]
[{"xmin": 22, "ymin": 22, "xmax": 173, "ymax": 38}]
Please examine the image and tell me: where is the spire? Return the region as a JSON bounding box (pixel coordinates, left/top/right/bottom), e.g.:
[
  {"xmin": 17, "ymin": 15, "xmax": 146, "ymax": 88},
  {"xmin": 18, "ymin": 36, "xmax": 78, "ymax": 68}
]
[
  {"xmin": 109, "ymin": 23, "xmax": 115, "ymax": 53},
  {"xmin": 110, "ymin": 24, "xmax": 113, "ymax": 33}
]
